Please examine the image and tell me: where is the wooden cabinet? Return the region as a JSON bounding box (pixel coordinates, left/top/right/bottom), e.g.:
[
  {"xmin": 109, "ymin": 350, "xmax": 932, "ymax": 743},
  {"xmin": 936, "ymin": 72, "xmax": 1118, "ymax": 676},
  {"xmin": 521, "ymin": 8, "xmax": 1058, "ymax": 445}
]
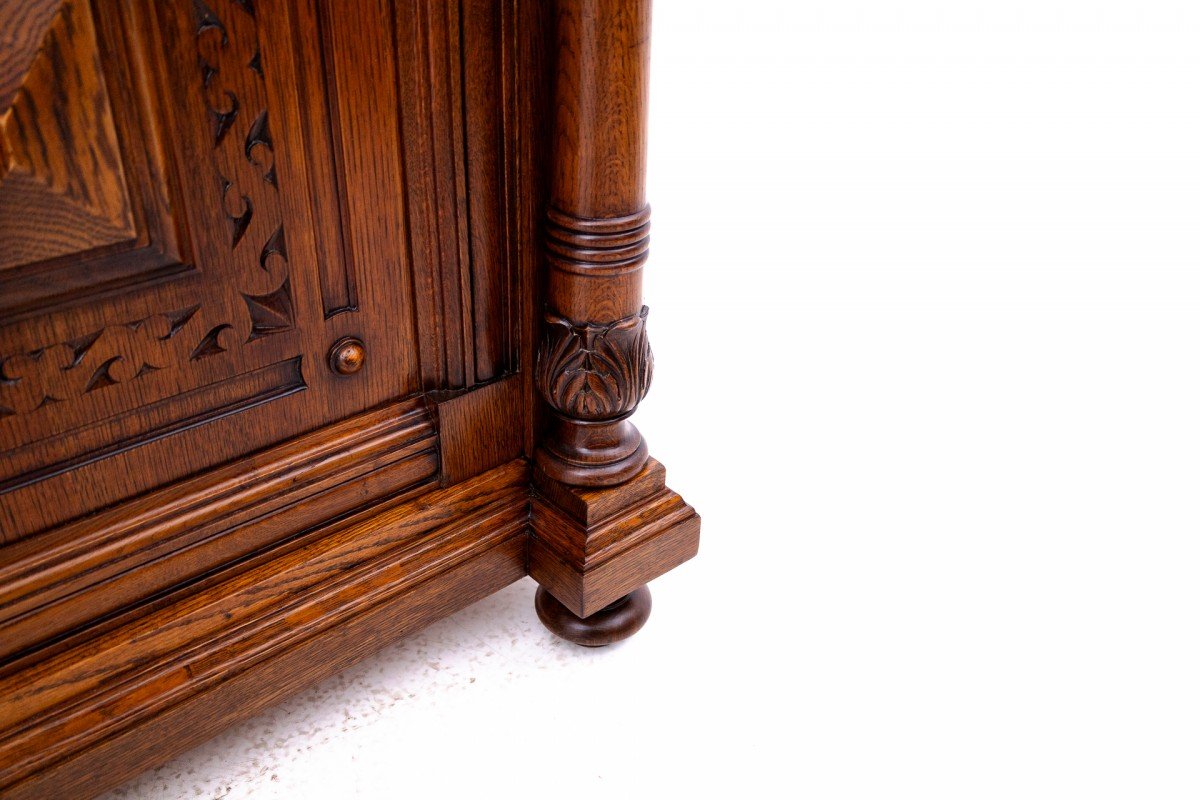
[{"xmin": 0, "ymin": 1, "xmax": 699, "ymax": 796}]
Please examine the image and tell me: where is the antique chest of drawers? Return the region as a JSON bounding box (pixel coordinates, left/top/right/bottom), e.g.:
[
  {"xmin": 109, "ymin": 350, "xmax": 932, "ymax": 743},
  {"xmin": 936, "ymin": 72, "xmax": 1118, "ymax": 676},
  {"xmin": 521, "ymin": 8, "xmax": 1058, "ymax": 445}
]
[{"xmin": 0, "ymin": 0, "xmax": 698, "ymax": 795}]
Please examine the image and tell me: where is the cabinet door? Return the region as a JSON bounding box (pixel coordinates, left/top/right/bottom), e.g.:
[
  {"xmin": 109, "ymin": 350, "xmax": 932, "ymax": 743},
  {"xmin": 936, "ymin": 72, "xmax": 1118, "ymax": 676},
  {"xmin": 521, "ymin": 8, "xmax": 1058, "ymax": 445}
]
[
  {"xmin": 0, "ymin": 0, "xmax": 529, "ymax": 663},
  {"xmin": 0, "ymin": 0, "xmax": 432, "ymax": 540},
  {"xmin": 0, "ymin": 0, "xmax": 519, "ymax": 543}
]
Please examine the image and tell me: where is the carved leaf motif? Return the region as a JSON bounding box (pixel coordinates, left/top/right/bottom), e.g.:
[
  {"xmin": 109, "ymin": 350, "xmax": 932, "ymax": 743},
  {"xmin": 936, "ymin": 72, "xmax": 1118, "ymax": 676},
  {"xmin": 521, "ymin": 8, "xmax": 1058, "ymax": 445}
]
[{"xmin": 536, "ymin": 306, "xmax": 653, "ymax": 421}]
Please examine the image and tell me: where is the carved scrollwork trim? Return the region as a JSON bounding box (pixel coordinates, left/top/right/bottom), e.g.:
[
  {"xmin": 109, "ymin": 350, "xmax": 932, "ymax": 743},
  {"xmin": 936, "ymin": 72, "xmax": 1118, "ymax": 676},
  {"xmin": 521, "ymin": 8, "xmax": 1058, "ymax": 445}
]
[
  {"xmin": 0, "ymin": 0, "xmax": 294, "ymax": 420},
  {"xmin": 536, "ymin": 306, "xmax": 653, "ymax": 422},
  {"xmin": 0, "ymin": 307, "xmax": 198, "ymax": 416},
  {"xmin": 197, "ymin": 0, "xmax": 294, "ymax": 340}
]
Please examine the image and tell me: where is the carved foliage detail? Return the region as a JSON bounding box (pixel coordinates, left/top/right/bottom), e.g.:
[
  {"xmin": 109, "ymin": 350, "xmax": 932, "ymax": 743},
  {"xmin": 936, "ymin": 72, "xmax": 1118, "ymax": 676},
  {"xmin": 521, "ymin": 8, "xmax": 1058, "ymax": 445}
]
[
  {"xmin": 536, "ymin": 306, "xmax": 653, "ymax": 421},
  {"xmin": 0, "ymin": 307, "xmax": 199, "ymax": 416}
]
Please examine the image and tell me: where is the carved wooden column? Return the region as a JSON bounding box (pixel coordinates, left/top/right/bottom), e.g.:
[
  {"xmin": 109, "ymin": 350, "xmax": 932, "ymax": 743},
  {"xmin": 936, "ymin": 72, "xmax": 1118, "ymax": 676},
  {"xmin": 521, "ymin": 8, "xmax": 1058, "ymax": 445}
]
[
  {"xmin": 534, "ymin": 0, "xmax": 653, "ymax": 487},
  {"xmin": 530, "ymin": 0, "xmax": 699, "ymax": 645}
]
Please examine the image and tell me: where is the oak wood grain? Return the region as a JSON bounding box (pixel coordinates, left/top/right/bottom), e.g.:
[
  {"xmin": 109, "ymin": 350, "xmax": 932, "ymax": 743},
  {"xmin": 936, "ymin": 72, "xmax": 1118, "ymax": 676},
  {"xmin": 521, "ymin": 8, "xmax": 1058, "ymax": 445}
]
[
  {"xmin": 0, "ymin": 397, "xmax": 438, "ymax": 662},
  {"xmin": 0, "ymin": 0, "xmax": 189, "ymax": 319},
  {"xmin": 534, "ymin": 0, "xmax": 655, "ymax": 487},
  {"xmin": 0, "ymin": 460, "xmax": 529, "ymax": 795},
  {"xmin": 0, "ymin": 0, "xmax": 700, "ymax": 793},
  {"xmin": 6, "ymin": 535, "xmax": 526, "ymax": 800},
  {"xmin": 0, "ymin": 0, "xmax": 135, "ymax": 269},
  {"xmin": 530, "ymin": 458, "xmax": 700, "ymax": 617},
  {"xmin": 435, "ymin": 374, "xmax": 526, "ymax": 485},
  {"xmin": 0, "ymin": 0, "xmax": 528, "ymax": 541}
]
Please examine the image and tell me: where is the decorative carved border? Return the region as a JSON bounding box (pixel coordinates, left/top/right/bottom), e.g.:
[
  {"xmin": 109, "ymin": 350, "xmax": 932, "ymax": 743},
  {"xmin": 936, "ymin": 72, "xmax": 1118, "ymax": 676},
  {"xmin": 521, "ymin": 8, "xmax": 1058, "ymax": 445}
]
[{"xmin": 0, "ymin": 0, "xmax": 294, "ymax": 419}]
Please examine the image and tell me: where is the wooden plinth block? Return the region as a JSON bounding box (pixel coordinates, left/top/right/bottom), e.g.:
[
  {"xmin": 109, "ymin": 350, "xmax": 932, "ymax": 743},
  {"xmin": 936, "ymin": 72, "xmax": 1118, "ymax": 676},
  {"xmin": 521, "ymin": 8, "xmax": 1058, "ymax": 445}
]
[{"xmin": 529, "ymin": 458, "xmax": 700, "ymax": 618}]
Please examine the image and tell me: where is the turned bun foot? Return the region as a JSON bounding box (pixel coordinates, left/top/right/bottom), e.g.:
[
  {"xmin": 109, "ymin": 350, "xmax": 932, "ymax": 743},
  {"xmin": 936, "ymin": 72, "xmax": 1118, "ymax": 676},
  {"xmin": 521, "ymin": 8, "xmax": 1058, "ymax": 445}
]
[{"xmin": 534, "ymin": 585, "xmax": 652, "ymax": 647}]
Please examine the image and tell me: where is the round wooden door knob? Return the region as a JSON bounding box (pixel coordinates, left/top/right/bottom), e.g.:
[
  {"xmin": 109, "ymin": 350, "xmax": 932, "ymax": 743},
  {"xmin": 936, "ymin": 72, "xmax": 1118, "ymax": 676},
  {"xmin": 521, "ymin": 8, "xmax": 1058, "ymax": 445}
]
[{"xmin": 328, "ymin": 337, "xmax": 365, "ymax": 375}]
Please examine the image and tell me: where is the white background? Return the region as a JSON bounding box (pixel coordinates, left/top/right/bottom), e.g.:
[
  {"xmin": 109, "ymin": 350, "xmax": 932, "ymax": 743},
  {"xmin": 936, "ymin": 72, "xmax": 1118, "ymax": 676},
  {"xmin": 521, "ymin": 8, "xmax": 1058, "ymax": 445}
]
[{"xmin": 108, "ymin": 1, "xmax": 1200, "ymax": 797}]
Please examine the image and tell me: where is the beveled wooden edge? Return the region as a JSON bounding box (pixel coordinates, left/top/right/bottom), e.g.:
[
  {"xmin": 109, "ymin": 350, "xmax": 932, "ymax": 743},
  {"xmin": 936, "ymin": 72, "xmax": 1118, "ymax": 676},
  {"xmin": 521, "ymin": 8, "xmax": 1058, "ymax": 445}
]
[
  {"xmin": 529, "ymin": 500, "xmax": 699, "ymax": 619},
  {"xmin": 0, "ymin": 396, "xmax": 438, "ymax": 663},
  {"xmin": 0, "ymin": 459, "xmax": 529, "ymax": 798}
]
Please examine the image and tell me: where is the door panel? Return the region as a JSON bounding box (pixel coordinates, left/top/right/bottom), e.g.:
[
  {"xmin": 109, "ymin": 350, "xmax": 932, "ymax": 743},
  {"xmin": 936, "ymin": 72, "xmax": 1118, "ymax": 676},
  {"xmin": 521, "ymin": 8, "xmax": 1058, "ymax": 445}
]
[
  {"xmin": 0, "ymin": 0, "xmax": 518, "ymax": 543},
  {"xmin": 0, "ymin": 0, "xmax": 418, "ymax": 540}
]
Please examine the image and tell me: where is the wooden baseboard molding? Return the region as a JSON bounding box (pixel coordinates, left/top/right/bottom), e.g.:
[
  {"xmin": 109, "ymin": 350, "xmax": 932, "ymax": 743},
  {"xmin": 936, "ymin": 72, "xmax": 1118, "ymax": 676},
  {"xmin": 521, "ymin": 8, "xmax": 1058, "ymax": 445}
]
[
  {"xmin": 0, "ymin": 398, "xmax": 439, "ymax": 662},
  {"xmin": 0, "ymin": 460, "xmax": 529, "ymax": 800},
  {"xmin": 0, "ymin": 438, "xmax": 699, "ymax": 800}
]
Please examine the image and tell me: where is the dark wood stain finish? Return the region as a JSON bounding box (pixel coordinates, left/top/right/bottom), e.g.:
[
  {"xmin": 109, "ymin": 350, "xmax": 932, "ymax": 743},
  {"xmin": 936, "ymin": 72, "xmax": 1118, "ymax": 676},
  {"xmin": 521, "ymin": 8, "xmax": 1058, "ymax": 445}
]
[
  {"xmin": 535, "ymin": 584, "xmax": 652, "ymax": 647},
  {"xmin": 0, "ymin": 1, "xmax": 699, "ymax": 796},
  {"xmin": 534, "ymin": 0, "xmax": 655, "ymax": 488}
]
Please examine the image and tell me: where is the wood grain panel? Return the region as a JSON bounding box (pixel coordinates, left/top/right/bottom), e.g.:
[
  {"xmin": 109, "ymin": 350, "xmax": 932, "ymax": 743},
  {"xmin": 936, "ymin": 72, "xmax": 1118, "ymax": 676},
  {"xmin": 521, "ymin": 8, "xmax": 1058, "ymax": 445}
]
[
  {"xmin": 435, "ymin": 375, "xmax": 526, "ymax": 485},
  {"xmin": 0, "ymin": 0, "xmax": 134, "ymax": 269},
  {"xmin": 0, "ymin": 0, "xmax": 60, "ymax": 103},
  {"xmin": 0, "ymin": 0, "xmax": 429, "ymax": 540},
  {"xmin": 0, "ymin": 0, "xmax": 314, "ymax": 540},
  {"xmin": 461, "ymin": 0, "xmax": 508, "ymax": 382},
  {"xmin": 0, "ymin": 0, "xmax": 189, "ymax": 319}
]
